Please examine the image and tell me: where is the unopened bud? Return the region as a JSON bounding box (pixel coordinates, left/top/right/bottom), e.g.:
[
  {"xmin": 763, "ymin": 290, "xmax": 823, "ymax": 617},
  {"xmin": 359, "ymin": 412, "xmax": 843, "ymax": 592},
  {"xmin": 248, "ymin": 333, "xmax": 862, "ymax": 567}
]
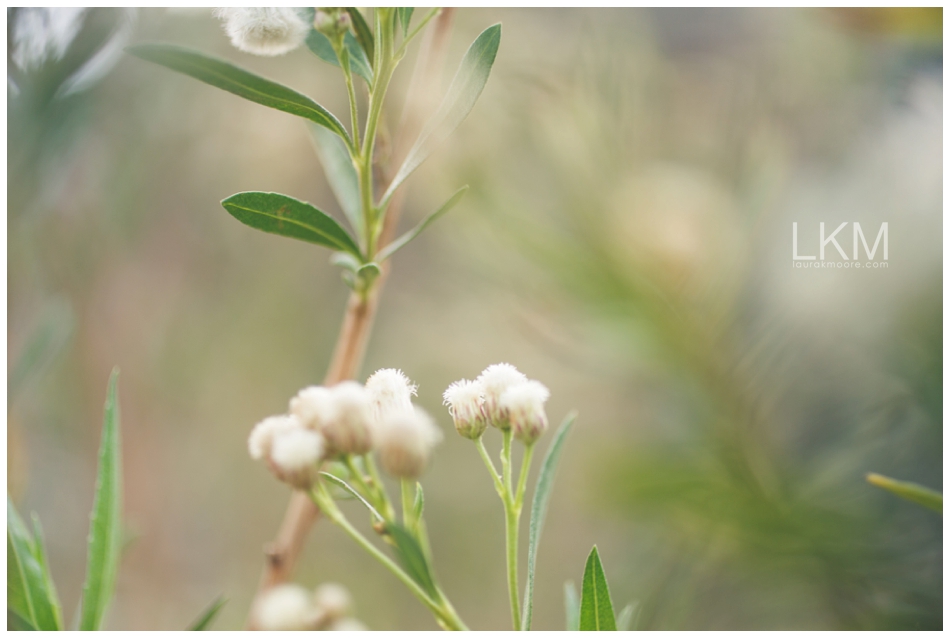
[
  {"xmin": 314, "ymin": 9, "xmax": 351, "ymax": 41},
  {"xmin": 255, "ymin": 584, "xmax": 314, "ymax": 631},
  {"xmin": 476, "ymin": 363, "xmax": 528, "ymax": 430},
  {"xmin": 365, "ymin": 368, "xmax": 417, "ymax": 424},
  {"xmin": 270, "ymin": 427, "xmax": 326, "ymax": 489},
  {"xmin": 376, "ymin": 406, "xmax": 442, "ymax": 479},
  {"xmin": 500, "ymin": 380, "xmax": 550, "ymax": 445},
  {"xmin": 290, "ymin": 385, "xmax": 335, "ymax": 431},
  {"xmin": 323, "ymin": 381, "xmax": 374, "ymax": 456},
  {"xmin": 442, "ymin": 379, "xmax": 487, "ymax": 439}
]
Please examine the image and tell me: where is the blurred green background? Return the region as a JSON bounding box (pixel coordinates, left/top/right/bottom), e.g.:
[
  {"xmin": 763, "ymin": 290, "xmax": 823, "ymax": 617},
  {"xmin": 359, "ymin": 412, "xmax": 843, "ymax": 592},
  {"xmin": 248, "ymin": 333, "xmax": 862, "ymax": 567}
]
[{"xmin": 7, "ymin": 7, "xmax": 942, "ymax": 630}]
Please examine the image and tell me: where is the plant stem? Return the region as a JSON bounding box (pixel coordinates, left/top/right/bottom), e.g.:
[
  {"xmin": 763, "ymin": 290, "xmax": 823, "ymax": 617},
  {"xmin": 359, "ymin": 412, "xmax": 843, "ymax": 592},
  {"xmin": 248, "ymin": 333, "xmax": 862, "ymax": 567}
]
[
  {"xmin": 338, "ymin": 46, "xmax": 361, "ymax": 152},
  {"xmin": 476, "ymin": 436, "xmax": 505, "ymax": 498},
  {"xmin": 504, "ymin": 499, "xmax": 522, "ymax": 630},
  {"xmin": 401, "ymin": 478, "xmax": 414, "ymax": 529},
  {"xmin": 395, "ymin": 7, "xmax": 442, "ymax": 59},
  {"xmin": 514, "ymin": 444, "xmax": 534, "ymax": 509}
]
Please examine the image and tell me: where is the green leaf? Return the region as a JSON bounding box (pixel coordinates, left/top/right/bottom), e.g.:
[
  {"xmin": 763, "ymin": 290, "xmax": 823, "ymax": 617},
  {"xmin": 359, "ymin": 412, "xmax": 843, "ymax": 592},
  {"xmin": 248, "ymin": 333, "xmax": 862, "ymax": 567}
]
[
  {"xmin": 7, "ymin": 499, "xmax": 62, "ymax": 630},
  {"xmin": 867, "ymin": 473, "xmax": 942, "ymax": 513},
  {"xmin": 221, "ymin": 192, "xmax": 362, "ymax": 258},
  {"xmin": 385, "ymin": 523, "xmax": 438, "ymax": 599},
  {"xmin": 126, "ymin": 44, "xmax": 351, "ymax": 146},
  {"xmin": 412, "ymin": 482, "xmax": 425, "ymax": 522},
  {"xmin": 305, "ymin": 29, "xmax": 373, "ymax": 85},
  {"xmin": 28, "ymin": 514, "xmax": 62, "ymax": 630},
  {"xmin": 397, "ymin": 8, "xmax": 414, "ymax": 38},
  {"xmin": 319, "ymin": 472, "xmax": 383, "ymax": 521},
  {"xmin": 381, "ymin": 24, "xmax": 501, "ymax": 205},
  {"xmin": 579, "ymin": 546, "xmax": 616, "ymax": 631},
  {"xmin": 9, "ymin": 608, "xmax": 38, "ymax": 630},
  {"xmin": 521, "ymin": 412, "xmax": 576, "ymax": 630},
  {"xmin": 377, "ymin": 186, "xmax": 469, "ymax": 262},
  {"xmin": 564, "ymin": 580, "xmax": 580, "ymax": 631},
  {"xmin": 616, "ymin": 602, "xmax": 639, "ymax": 631},
  {"xmin": 346, "ymin": 8, "xmax": 375, "ymax": 65},
  {"xmin": 188, "ymin": 596, "xmax": 226, "ymax": 630},
  {"xmin": 308, "ymin": 123, "xmax": 362, "ymax": 238},
  {"xmin": 79, "ymin": 368, "xmax": 123, "ymax": 631}
]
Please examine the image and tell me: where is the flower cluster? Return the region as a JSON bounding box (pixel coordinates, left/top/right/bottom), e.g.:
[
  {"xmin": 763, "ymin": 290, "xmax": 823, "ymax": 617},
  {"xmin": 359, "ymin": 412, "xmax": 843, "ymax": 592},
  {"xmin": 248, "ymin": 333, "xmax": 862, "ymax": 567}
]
[
  {"xmin": 213, "ymin": 8, "xmax": 310, "ymax": 57},
  {"xmin": 254, "ymin": 582, "xmax": 365, "ymax": 631},
  {"xmin": 249, "ymin": 369, "xmax": 442, "ymax": 488},
  {"xmin": 443, "ymin": 363, "xmax": 551, "ymax": 445}
]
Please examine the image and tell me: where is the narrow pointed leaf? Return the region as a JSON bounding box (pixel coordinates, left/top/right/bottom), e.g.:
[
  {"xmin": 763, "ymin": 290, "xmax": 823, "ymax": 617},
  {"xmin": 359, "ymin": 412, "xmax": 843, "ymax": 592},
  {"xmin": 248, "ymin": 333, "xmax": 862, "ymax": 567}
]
[
  {"xmin": 521, "ymin": 412, "xmax": 576, "ymax": 630},
  {"xmin": 188, "ymin": 596, "xmax": 226, "ymax": 630},
  {"xmin": 346, "ymin": 8, "xmax": 375, "ymax": 65},
  {"xmin": 616, "ymin": 602, "xmax": 639, "ymax": 631},
  {"xmin": 305, "ymin": 29, "xmax": 373, "ymax": 85},
  {"xmin": 382, "ymin": 24, "xmax": 501, "ymax": 205},
  {"xmin": 867, "ymin": 473, "xmax": 942, "ymax": 513},
  {"xmin": 396, "ymin": 8, "xmax": 414, "ymax": 38},
  {"xmin": 7, "ymin": 500, "xmax": 62, "ymax": 630},
  {"xmin": 308, "ymin": 123, "xmax": 362, "ymax": 237},
  {"xmin": 377, "ymin": 186, "xmax": 468, "ymax": 262},
  {"xmin": 221, "ymin": 192, "xmax": 362, "ymax": 258},
  {"xmin": 579, "ymin": 546, "xmax": 616, "ymax": 631},
  {"xmin": 126, "ymin": 44, "xmax": 351, "ymax": 145},
  {"xmin": 319, "ymin": 472, "xmax": 383, "ymax": 521},
  {"xmin": 565, "ymin": 580, "xmax": 580, "ymax": 631},
  {"xmin": 29, "ymin": 514, "xmax": 62, "ymax": 630},
  {"xmin": 79, "ymin": 368, "xmax": 123, "ymax": 631},
  {"xmin": 385, "ymin": 523, "xmax": 438, "ymax": 599}
]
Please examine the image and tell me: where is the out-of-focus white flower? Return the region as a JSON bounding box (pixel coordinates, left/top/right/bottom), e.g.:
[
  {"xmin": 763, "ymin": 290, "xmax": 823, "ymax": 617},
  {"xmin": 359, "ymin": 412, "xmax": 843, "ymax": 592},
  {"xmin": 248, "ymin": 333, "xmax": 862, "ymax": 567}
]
[
  {"xmin": 290, "ymin": 385, "xmax": 335, "ymax": 431},
  {"xmin": 313, "ymin": 582, "xmax": 353, "ymax": 620},
  {"xmin": 255, "ymin": 583, "xmax": 314, "ymax": 631},
  {"xmin": 365, "ymin": 368, "xmax": 417, "ymax": 424},
  {"xmin": 500, "ymin": 380, "xmax": 550, "ymax": 445},
  {"xmin": 270, "ymin": 427, "xmax": 325, "ymax": 489},
  {"xmin": 442, "ymin": 379, "xmax": 487, "ymax": 440},
  {"xmin": 248, "ymin": 414, "xmax": 300, "ymax": 461},
  {"xmin": 376, "ymin": 406, "xmax": 442, "ymax": 479},
  {"xmin": 12, "ymin": 8, "xmax": 87, "ymax": 72},
  {"xmin": 324, "ymin": 381, "xmax": 375, "ymax": 456},
  {"xmin": 329, "ymin": 618, "xmax": 368, "ymax": 631},
  {"xmin": 476, "ymin": 363, "xmax": 528, "ymax": 429},
  {"xmin": 213, "ymin": 8, "xmax": 309, "ymax": 57}
]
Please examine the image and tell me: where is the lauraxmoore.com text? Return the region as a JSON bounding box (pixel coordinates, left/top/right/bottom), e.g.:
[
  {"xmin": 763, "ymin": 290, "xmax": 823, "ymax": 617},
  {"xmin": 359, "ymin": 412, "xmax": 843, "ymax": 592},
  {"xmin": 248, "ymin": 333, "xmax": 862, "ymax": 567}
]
[{"xmin": 792, "ymin": 222, "xmax": 888, "ymax": 269}]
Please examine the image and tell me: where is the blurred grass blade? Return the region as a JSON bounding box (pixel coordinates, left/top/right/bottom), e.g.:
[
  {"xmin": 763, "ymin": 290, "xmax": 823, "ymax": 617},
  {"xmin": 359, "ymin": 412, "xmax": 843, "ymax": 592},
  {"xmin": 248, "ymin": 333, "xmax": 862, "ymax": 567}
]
[
  {"xmin": 396, "ymin": 8, "xmax": 414, "ymax": 38},
  {"xmin": 385, "ymin": 523, "xmax": 439, "ymax": 599},
  {"xmin": 579, "ymin": 546, "xmax": 616, "ymax": 631},
  {"xmin": 319, "ymin": 472, "xmax": 383, "ymax": 521},
  {"xmin": 308, "ymin": 123, "xmax": 362, "ymax": 239},
  {"xmin": 221, "ymin": 192, "xmax": 362, "ymax": 258},
  {"xmin": 522, "ymin": 412, "xmax": 576, "ymax": 631},
  {"xmin": 188, "ymin": 596, "xmax": 226, "ymax": 630},
  {"xmin": 616, "ymin": 602, "xmax": 639, "ymax": 631},
  {"xmin": 8, "ymin": 608, "xmax": 38, "ymax": 631},
  {"xmin": 8, "ymin": 296, "xmax": 74, "ymax": 401},
  {"xmin": 305, "ymin": 29, "xmax": 373, "ymax": 85},
  {"xmin": 377, "ymin": 186, "xmax": 468, "ymax": 262},
  {"xmin": 7, "ymin": 499, "xmax": 63, "ymax": 630},
  {"xmin": 346, "ymin": 8, "xmax": 375, "ymax": 65},
  {"xmin": 867, "ymin": 473, "xmax": 942, "ymax": 513},
  {"xmin": 126, "ymin": 44, "xmax": 351, "ymax": 146},
  {"xmin": 79, "ymin": 368, "xmax": 123, "ymax": 631},
  {"xmin": 564, "ymin": 580, "xmax": 580, "ymax": 631},
  {"xmin": 381, "ymin": 24, "xmax": 501, "ymax": 205}
]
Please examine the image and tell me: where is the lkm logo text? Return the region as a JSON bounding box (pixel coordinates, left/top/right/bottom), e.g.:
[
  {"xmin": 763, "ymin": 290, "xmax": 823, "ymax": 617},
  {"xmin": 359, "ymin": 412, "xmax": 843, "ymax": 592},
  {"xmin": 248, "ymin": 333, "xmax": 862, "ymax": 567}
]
[{"xmin": 792, "ymin": 222, "xmax": 888, "ymax": 269}]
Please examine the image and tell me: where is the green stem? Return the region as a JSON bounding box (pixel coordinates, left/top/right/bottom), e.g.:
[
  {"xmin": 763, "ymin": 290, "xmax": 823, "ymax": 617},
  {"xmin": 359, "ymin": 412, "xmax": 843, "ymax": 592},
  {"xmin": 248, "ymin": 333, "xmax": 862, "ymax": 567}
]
[
  {"xmin": 514, "ymin": 444, "xmax": 534, "ymax": 509},
  {"xmin": 338, "ymin": 45, "xmax": 361, "ymax": 152},
  {"xmin": 395, "ymin": 7, "xmax": 442, "ymax": 59},
  {"xmin": 501, "ymin": 430, "xmax": 513, "ymax": 497},
  {"xmin": 401, "ymin": 478, "xmax": 414, "ymax": 529},
  {"xmin": 361, "ymin": 454, "xmax": 396, "ymax": 521},
  {"xmin": 476, "ymin": 436, "xmax": 506, "ymax": 498},
  {"xmin": 504, "ymin": 499, "xmax": 522, "ymax": 630}
]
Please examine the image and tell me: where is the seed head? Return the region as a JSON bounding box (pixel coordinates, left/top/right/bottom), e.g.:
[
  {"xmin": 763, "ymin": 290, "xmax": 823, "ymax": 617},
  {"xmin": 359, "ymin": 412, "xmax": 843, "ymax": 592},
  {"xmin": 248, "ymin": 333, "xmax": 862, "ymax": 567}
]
[
  {"xmin": 476, "ymin": 363, "xmax": 528, "ymax": 430},
  {"xmin": 270, "ymin": 427, "xmax": 325, "ymax": 489},
  {"xmin": 500, "ymin": 380, "xmax": 550, "ymax": 445},
  {"xmin": 376, "ymin": 406, "xmax": 442, "ymax": 479},
  {"xmin": 254, "ymin": 583, "xmax": 313, "ymax": 631},
  {"xmin": 365, "ymin": 368, "xmax": 417, "ymax": 424},
  {"xmin": 442, "ymin": 379, "xmax": 487, "ymax": 439},
  {"xmin": 214, "ymin": 8, "xmax": 309, "ymax": 57},
  {"xmin": 248, "ymin": 414, "xmax": 300, "ymax": 461},
  {"xmin": 290, "ymin": 385, "xmax": 335, "ymax": 431}
]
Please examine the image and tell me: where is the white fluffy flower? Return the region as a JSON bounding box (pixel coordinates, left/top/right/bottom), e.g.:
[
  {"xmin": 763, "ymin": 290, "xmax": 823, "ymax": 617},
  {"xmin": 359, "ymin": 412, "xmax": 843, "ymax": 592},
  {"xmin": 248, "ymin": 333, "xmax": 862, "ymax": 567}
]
[
  {"xmin": 290, "ymin": 385, "xmax": 336, "ymax": 431},
  {"xmin": 272, "ymin": 428, "xmax": 324, "ymax": 471},
  {"xmin": 248, "ymin": 414, "xmax": 300, "ymax": 460},
  {"xmin": 313, "ymin": 583, "xmax": 353, "ymax": 620},
  {"xmin": 255, "ymin": 583, "xmax": 314, "ymax": 631},
  {"xmin": 323, "ymin": 381, "xmax": 375, "ymax": 456},
  {"xmin": 376, "ymin": 406, "xmax": 443, "ymax": 479},
  {"xmin": 214, "ymin": 8, "xmax": 309, "ymax": 56},
  {"xmin": 365, "ymin": 368, "xmax": 417, "ymax": 424},
  {"xmin": 442, "ymin": 379, "xmax": 487, "ymax": 440},
  {"xmin": 476, "ymin": 363, "xmax": 528, "ymax": 429},
  {"xmin": 500, "ymin": 380, "xmax": 550, "ymax": 445}
]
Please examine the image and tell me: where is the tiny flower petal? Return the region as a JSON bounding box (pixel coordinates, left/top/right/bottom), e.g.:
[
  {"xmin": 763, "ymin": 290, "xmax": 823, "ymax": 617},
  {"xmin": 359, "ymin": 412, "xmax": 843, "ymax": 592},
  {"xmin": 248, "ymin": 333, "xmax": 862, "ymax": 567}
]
[
  {"xmin": 443, "ymin": 379, "xmax": 487, "ymax": 439},
  {"xmin": 365, "ymin": 368, "xmax": 417, "ymax": 424},
  {"xmin": 214, "ymin": 8, "xmax": 309, "ymax": 57},
  {"xmin": 477, "ymin": 363, "xmax": 528, "ymax": 429},
  {"xmin": 500, "ymin": 380, "xmax": 550, "ymax": 445},
  {"xmin": 376, "ymin": 406, "xmax": 442, "ymax": 479},
  {"xmin": 255, "ymin": 583, "xmax": 314, "ymax": 631}
]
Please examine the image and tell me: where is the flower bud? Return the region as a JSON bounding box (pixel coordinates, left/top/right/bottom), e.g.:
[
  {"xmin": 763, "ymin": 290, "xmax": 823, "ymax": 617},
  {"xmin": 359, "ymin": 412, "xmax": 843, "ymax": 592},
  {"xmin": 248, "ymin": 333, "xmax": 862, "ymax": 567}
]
[
  {"xmin": 248, "ymin": 414, "xmax": 300, "ymax": 461},
  {"xmin": 500, "ymin": 380, "xmax": 550, "ymax": 445},
  {"xmin": 290, "ymin": 385, "xmax": 335, "ymax": 431},
  {"xmin": 255, "ymin": 583, "xmax": 314, "ymax": 631},
  {"xmin": 314, "ymin": 9, "xmax": 352, "ymax": 41},
  {"xmin": 213, "ymin": 8, "xmax": 309, "ymax": 57},
  {"xmin": 323, "ymin": 381, "xmax": 375, "ymax": 456},
  {"xmin": 376, "ymin": 406, "xmax": 442, "ymax": 479},
  {"xmin": 270, "ymin": 427, "xmax": 326, "ymax": 490},
  {"xmin": 313, "ymin": 583, "xmax": 353, "ymax": 621},
  {"xmin": 442, "ymin": 379, "xmax": 488, "ymax": 439},
  {"xmin": 365, "ymin": 368, "xmax": 417, "ymax": 424},
  {"xmin": 476, "ymin": 363, "xmax": 528, "ymax": 430}
]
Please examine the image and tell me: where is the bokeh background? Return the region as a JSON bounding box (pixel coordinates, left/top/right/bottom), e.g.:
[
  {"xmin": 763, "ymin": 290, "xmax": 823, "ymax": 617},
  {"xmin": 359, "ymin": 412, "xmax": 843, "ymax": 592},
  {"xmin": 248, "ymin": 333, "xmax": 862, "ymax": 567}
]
[{"xmin": 7, "ymin": 7, "xmax": 943, "ymax": 630}]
